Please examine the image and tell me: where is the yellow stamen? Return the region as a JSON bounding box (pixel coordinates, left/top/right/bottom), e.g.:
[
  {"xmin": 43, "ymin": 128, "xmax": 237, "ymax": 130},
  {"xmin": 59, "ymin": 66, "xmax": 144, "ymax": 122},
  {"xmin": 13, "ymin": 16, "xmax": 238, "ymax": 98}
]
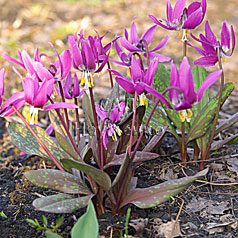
[
  {"xmin": 179, "ymin": 111, "xmax": 186, "ymax": 122},
  {"xmin": 187, "ymin": 109, "xmax": 192, "ymax": 118}
]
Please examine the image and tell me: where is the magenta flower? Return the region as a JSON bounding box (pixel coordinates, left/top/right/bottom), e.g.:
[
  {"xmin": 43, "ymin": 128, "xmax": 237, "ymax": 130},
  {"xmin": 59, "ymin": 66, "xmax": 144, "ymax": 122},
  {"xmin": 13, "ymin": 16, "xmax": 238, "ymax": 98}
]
[
  {"xmin": 149, "ymin": 0, "xmax": 206, "ymax": 31},
  {"xmin": 110, "ymin": 56, "xmax": 172, "ymax": 109},
  {"xmin": 119, "ymin": 18, "xmax": 170, "ymax": 61},
  {"xmin": 188, "ymin": 21, "xmax": 236, "ymax": 66},
  {"xmin": 68, "ymin": 31, "xmax": 110, "ymax": 88},
  {"xmin": 169, "ymin": 57, "xmax": 222, "ymax": 121},
  {"xmin": 96, "ymin": 102, "xmax": 125, "ymax": 149}
]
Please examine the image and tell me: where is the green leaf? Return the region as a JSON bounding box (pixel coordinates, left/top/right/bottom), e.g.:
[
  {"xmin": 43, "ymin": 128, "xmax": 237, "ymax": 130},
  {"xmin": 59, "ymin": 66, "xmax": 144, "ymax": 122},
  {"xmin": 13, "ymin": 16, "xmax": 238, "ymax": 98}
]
[
  {"xmin": 110, "ymin": 150, "xmax": 132, "ymax": 205},
  {"xmin": 60, "ymin": 159, "xmax": 111, "ymax": 191},
  {"xmin": 71, "ymin": 200, "xmax": 98, "ymax": 238},
  {"xmin": 120, "ymin": 168, "xmax": 208, "ymax": 209},
  {"xmin": 190, "ymin": 66, "xmax": 210, "ymax": 125},
  {"xmin": 0, "ymin": 211, "xmax": 7, "ymax": 218},
  {"xmin": 24, "ymin": 169, "xmax": 91, "ymax": 195},
  {"xmin": 186, "ymin": 82, "xmax": 234, "ymax": 143},
  {"xmin": 8, "ymin": 122, "xmax": 69, "ymax": 161},
  {"xmin": 33, "ymin": 194, "xmax": 94, "ymax": 213},
  {"xmin": 42, "ymin": 215, "xmax": 48, "ymax": 226},
  {"xmin": 45, "ymin": 231, "xmax": 63, "ymax": 238},
  {"xmin": 55, "ymin": 216, "xmax": 64, "ymax": 228},
  {"xmin": 26, "ymin": 219, "xmax": 38, "ymax": 227}
]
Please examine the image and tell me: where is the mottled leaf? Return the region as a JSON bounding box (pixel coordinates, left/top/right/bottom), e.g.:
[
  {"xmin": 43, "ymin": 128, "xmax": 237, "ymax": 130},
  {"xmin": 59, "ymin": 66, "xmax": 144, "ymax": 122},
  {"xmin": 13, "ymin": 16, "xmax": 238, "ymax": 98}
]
[
  {"xmin": 186, "ymin": 82, "xmax": 234, "ymax": 143},
  {"xmin": 104, "ymin": 151, "xmax": 159, "ymax": 169},
  {"xmin": 120, "ymin": 168, "xmax": 208, "ymax": 209},
  {"xmin": 105, "ymin": 83, "xmax": 120, "ymax": 111},
  {"xmin": 71, "ymin": 200, "xmax": 98, "ymax": 238},
  {"xmin": 24, "ymin": 169, "xmax": 91, "ymax": 195},
  {"xmin": 211, "ymin": 134, "xmax": 238, "ymax": 151},
  {"xmin": 8, "ymin": 122, "xmax": 69, "ymax": 161},
  {"xmin": 111, "ymin": 150, "xmax": 132, "ymax": 205},
  {"xmin": 60, "ymin": 159, "xmax": 111, "ymax": 191},
  {"xmin": 33, "ymin": 194, "xmax": 94, "ymax": 213}
]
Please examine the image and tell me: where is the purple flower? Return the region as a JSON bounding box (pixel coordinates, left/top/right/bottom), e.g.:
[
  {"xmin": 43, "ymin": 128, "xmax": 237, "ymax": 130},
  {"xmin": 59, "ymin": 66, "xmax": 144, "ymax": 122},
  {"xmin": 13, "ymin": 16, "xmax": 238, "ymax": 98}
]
[
  {"xmin": 119, "ymin": 18, "xmax": 170, "ymax": 62},
  {"xmin": 68, "ymin": 31, "xmax": 110, "ymax": 88},
  {"xmin": 188, "ymin": 21, "xmax": 236, "ymax": 66},
  {"xmin": 96, "ymin": 102, "xmax": 125, "ymax": 149},
  {"xmin": 110, "ymin": 56, "xmax": 172, "ymax": 109},
  {"xmin": 169, "ymin": 57, "xmax": 222, "ymax": 121},
  {"xmin": 149, "ymin": 0, "xmax": 206, "ymax": 31}
]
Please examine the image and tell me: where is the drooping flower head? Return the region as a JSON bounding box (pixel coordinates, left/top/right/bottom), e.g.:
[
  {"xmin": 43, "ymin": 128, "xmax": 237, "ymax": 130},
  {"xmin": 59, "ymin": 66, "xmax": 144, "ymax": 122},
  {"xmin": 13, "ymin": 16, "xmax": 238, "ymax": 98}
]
[
  {"xmin": 119, "ymin": 18, "xmax": 170, "ymax": 62},
  {"xmin": 68, "ymin": 30, "xmax": 110, "ymax": 88},
  {"xmin": 169, "ymin": 57, "xmax": 222, "ymax": 122},
  {"xmin": 96, "ymin": 102, "xmax": 125, "ymax": 149},
  {"xmin": 110, "ymin": 56, "xmax": 172, "ymax": 109},
  {"xmin": 149, "ymin": 0, "xmax": 206, "ymax": 32},
  {"xmin": 188, "ymin": 21, "xmax": 236, "ymax": 66}
]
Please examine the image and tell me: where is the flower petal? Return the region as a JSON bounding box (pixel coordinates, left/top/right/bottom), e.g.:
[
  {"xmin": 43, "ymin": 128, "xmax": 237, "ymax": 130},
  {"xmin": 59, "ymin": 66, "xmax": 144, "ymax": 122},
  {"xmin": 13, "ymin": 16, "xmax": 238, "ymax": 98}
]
[
  {"xmin": 95, "ymin": 104, "xmax": 108, "ymax": 121},
  {"xmin": 130, "ymin": 18, "xmax": 140, "ymax": 45},
  {"xmin": 44, "ymin": 102, "xmax": 78, "ymax": 111},
  {"xmin": 197, "ymin": 70, "xmax": 222, "ymax": 102},
  {"xmin": 141, "ymin": 25, "xmax": 157, "ymax": 45},
  {"xmin": 115, "ymin": 77, "xmax": 135, "ymax": 94}
]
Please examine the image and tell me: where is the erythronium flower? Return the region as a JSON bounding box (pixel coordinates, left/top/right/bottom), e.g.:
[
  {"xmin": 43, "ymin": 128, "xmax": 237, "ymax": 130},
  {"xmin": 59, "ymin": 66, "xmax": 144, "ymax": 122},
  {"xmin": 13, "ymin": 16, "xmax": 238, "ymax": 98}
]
[
  {"xmin": 119, "ymin": 18, "xmax": 170, "ymax": 61},
  {"xmin": 110, "ymin": 56, "xmax": 172, "ymax": 109},
  {"xmin": 149, "ymin": 0, "xmax": 206, "ymax": 32},
  {"xmin": 63, "ymin": 72, "xmax": 85, "ymax": 100},
  {"xmin": 68, "ymin": 31, "xmax": 110, "ymax": 88},
  {"xmin": 188, "ymin": 21, "xmax": 236, "ymax": 66},
  {"xmin": 169, "ymin": 57, "xmax": 222, "ymax": 122},
  {"xmin": 0, "ymin": 74, "xmax": 78, "ymax": 123},
  {"xmin": 96, "ymin": 102, "xmax": 125, "ymax": 149}
]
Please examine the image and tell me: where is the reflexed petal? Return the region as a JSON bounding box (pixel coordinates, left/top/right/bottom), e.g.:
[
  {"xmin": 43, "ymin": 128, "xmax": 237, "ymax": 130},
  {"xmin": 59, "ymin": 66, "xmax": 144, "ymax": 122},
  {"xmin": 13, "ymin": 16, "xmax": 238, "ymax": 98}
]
[
  {"xmin": 33, "ymin": 62, "xmax": 54, "ymax": 81},
  {"xmin": 34, "ymin": 79, "xmax": 54, "ymax": 108},
  {"xmin": 115, "ymin": 77, "xmax": 135, "ymax": 94},
  {"xmin": 3, "ymin": 53, "xmax": 25, "ymax": 68},
  {"xmin": 231, "ymin": 25, "xmax": 236, "ymax": 54},
  {"xmin": 68, "ymin": 35, "xmax": 84, "ymax": 69},
  {"xmin": 120, "ymin": 38, "xmax": 141, "ymax": 52},
  {"xmin": 183, "ymin": 9, "xmax": 203, "ymax": 29},
  {"xmin": 110, "ymin": 102, "xmax": 125, "ymax": 123},
  {"xmin": 186, "ymin": 42, "xmax": 206, "ymax": 56},
  {"xmin": 72, "ymin": 72, "xmax": 80, "ymax": 98},
  {"xmin": 22, "ymin": 50, "xmax": 36, "ymax": 76},
  {"xmin": 179, "ymin": 57, "xmax": 196, "ymax": 105},
  {"xmin": 23, "ymin": 76, "xmax": 38, "ymax": 105},
  {"xmin": 145, "ymin": 57, "xmax": 159, "ymax": 85},
  {"xmin": 143, "ymin": 83, "xmax": 172, "ymax": 109},
  {"xmin": 135, "ymin": 82, "xmax": 145, "ymax": 95},
  {"xmin": 169, "ymin": 61, "xmax": 180, "ymax": 104},
  {"xmin": 130, "ymin": 18, "xmax": 140, "ymax": 44},
  {"xmin": 166, "ymin": 0, "xmax": 173, "ymax": 23},
  {"xmin": 174, "ymin": 100, "xmax": 192, "ymax": 110},
  {"xmin": 82, "ymin": 40, "xmax": 96, "ymax": 71},
  {"xmin": 205, "ymin": 21, "xmax": 217, "ymax": 45},
  {"xmin": 95, "ymin": 53, "xmax": 109, "ymax": 73},
  {"xmin": 44, "ymin": 102, "xmax": 78, "ymax": 111},
  {"xmin": 141, "ymin": 25, "xmax": 157, "ymax": 45},
  {"xmin": 172, "ymin": 0, "xmax": 186, "ymax": 21},
  {"xmin": 148, "ymin": 15, "xmax": 173, "ymax": 30},
  {"xmin": 187, "ymin": 2, "xmax": 201, "ymax": 16},
  {"xmin": 221, "ymin": 21, "xmax": 230, "ymax": 50},
  {"xmin": 0, "ymin": 68, "xmax": 5, "ymax": 96},
  {"xmin": 102, "ymin": 128, "xmax": 108, "ymax": 149},
  {"xmin": 151, "ymin": 34, "xmax": 169, "ymax": 51},
  {"xmin": 194, "ymin": 55, "xmax": 218, "ymax": 66},
  {"xmin": 59, "ymin": 50, "xmax": 72, "ymax": 79},
  {"xmin": 146, "ymin": 52, "xmax": 171, "ymax": 62},
  {"xmin": 95, "ymin": 104, "xmax": 108, "ymax": 121},
  {"xmin": 130, "ymin": 56, "xmax": 143, "ymax": 83},
  {"xmin": 64, "ymin": 73, "xmax": 73, "ymax": 100},
  {"xmin": 197, "ymin": 70, "xmax": 222, "ymax": 102}
]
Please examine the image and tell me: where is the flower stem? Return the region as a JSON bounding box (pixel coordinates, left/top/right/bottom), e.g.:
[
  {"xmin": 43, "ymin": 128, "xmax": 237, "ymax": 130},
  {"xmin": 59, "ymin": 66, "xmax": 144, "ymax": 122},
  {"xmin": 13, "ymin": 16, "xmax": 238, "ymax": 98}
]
[
  {"xmin": 74, "ymin": 97, "xmax": 81, "ymax": 145},
  {"xmin": 107, "ymin": 61, "xmax": 114, "ymax": 88},
  {"xmin": 203, "ymin": 50, "xmax": 224, "ymax": 169},
  {"xmin": 100, "ymin": 119, "xmax": 106, "ymax": 170},
  {"xmin": 48, "ymin": 96, "xmax": 82, "ymax": 160},
  {"xmin": 89, "ymin": 87, "xmax": 102, "ymax": 163},
  {"xmin": 128, "ymin": 91, "xmax": 137, "ymax": 156},
  {"xmin": 181, "ymin": 121, "xmax": 187, "ymax": 163},
  {"xmin": 183, "ymin": 40, "xmax": 187, "ymax": 57},
  {"xmin": 58, "ymin": 81, "xmax": 70, "ymax": 130}
]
